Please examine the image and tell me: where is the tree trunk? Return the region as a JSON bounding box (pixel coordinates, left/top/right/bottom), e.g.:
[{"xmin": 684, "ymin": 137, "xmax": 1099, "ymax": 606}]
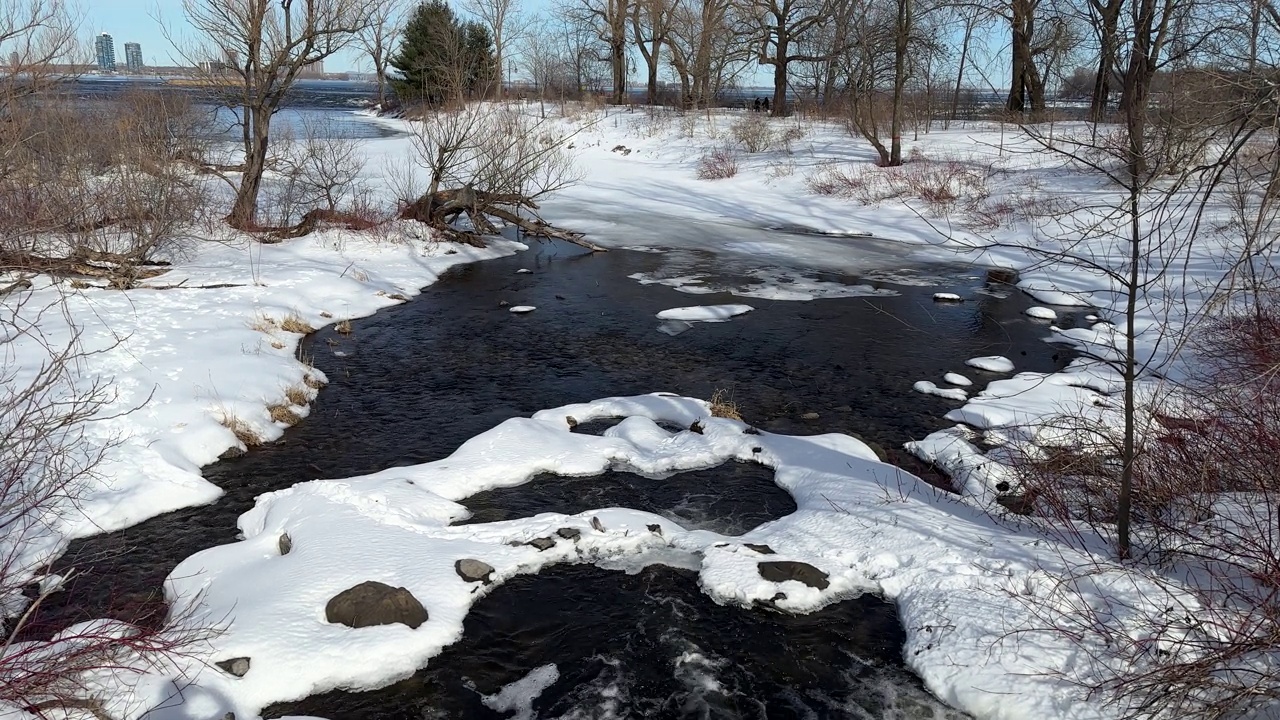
[
  {"xmin": 950, "ymin": 14, "xmax": 975, "ymax": 125},
  {"xmin": 1089, "ymin": 0, "xmax": 1122, "ymax": 121},
  {"xmin": 889, "ymin": 0, "xmax": 910, "ymax": 165},
  {"xmin": 647, "ymin": 40, "xmax": 661, "ymax": 104},
  {"xmin": 611, "ymin": 36, "xmax": 627, "ymax": 103},
  {"xmin": 772, "ymin": 35, "xmax": 789, "ymax": 117},
  {"xmin": 229, "ymin": 106, "xmax": 272, "ymax": 229},
  {"xmin": 1007, "ymin": 0, "xmax": 1032, "ymax": 113}
]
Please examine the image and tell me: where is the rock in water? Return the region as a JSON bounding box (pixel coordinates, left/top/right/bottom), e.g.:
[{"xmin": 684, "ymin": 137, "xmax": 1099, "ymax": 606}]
[
  {"xmin": 215, "ymin": 657, "xmax": 251, "ymax": 677},
  {"xmin": 455, "ymin": 559, "xmax": 495, "ymax": 584},
  {"xmin": 758, "ymin": 561, "xmax": 830, "ymax": 590},
  {"xmin": 325, "ymin": 581, "xmax": 428, "ymax": 629}
]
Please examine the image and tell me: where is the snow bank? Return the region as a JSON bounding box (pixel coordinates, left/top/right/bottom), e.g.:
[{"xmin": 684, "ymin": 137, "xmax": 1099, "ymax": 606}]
[
  {"xmin": 134, "ymin": 394, "xmax": 1155, "ymax": 720},
  {"xmin": 655, "ymin": 304, "xmax": 754, "ymax": 322},
  {"xmin": 1024, "ymin": 306, "xmax": 1057, "ymax": 320},
  {"xmin": 913, "ymin": 381, "xmax": 968, "ymax": 402},
  {"xmin": 965, "ymin": 356, "xmax": 1015, "ymax": 373}
]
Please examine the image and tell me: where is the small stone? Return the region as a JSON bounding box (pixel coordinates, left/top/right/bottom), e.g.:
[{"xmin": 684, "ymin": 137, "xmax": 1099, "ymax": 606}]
[
  {"xmin": 800, "ymin": 412, "xmax": 820, "ymax": 420},
  {"xmin": 445, "ymin": 249, "xmax": 458, "ymax": 255},
  {"xmin": 758, "ymin": 560, "xmax": 830, "ymax": 590},
  {"xmin": 556, "ymin": 527, "xmax": 582, "ymax": 540},
  {"xmin": 527, "ymin": 537, "xmax": 555, "ymax": 551},
  {"xmin": 834, "ymin": 405, "xmax": 852, "ymax": 412},
  {"xmin": 689, "ymin": 421, "xmax": 704, "ymax": 434},
  {"xmin": 566, "ymin": 416, "xmax": 578, "ymax": 428},
  {"xmin": 647, "ymin": 524, "xmax": 663, "ymax": 535},
  {"xmin": 325, "ymin": 581, "xmax": 428, "ymax": 629},
  {"xmin": 455, "ymin": 559, "xmax": 495, "ymax": 584},
  {"xmin": 863, "ymin": 441, "xmax": 888, "ymax": 462},
  {"xmin": 277, "ymin": 533, "xmax": 292, "ymax": 556},
  {"xmin": 752, "ymin": 446, "xmax": 763, "ymax": 453},
  {"xmin": 219, "ymin": 446, "xmax": 246, "ymax": 460},
  {"xmin": 215, "ymin": 657, "xmax": 251, "ymax": 677},
  {"xmin": 745, "ymin": 543, "xmax": 775, "ymax": 555},
  {"xmin": 555, "ymin": 294, "xmax": 566, "ymax": 300},
  {"xmin": 771, "ymin": 592, "xmax": 787, "ymax": 602},
  {"xmin": 590, "ymin": 516, "xmax": 605, "ymax": 533},
  {"xmin": 222, "ymin": 714, "xmax": 236, "ymax": 720},
  {"xmin": 744, "ymin": 426, "xmax": 761, "ymax": 435}
]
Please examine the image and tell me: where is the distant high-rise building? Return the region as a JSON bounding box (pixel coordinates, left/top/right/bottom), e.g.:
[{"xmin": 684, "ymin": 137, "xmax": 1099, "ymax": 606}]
[
  {"xmin": 301, "ymin": 60, "xmax": 324, "ymax": 75},
  {"xmin": 95, "ymin": 33, "xmax": 116, "ymax": 72},
  {"xmin": 8, "ymin": 52, "xmax": 18, "ymax": 69},
  {"xmin": 124, "ymin": 42, "xmax": 142, "ymax": 73}
]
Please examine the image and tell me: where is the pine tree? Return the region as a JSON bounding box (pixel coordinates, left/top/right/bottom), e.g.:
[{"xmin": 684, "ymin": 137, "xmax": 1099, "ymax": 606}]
[{"xmin": 391, "ymin": 0, "xmax": 497, "ymax": 103}]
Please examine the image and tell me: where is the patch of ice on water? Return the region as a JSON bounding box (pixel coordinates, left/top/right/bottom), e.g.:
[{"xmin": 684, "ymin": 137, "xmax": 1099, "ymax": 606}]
[
  {"xmin": 933, "ymin": 293, "xmax": 962, "ymax": 302},
  {"xmin": 509, "ymin": 306, "xmax": 537, "ymax": 313},
  {"xmin": 656, "ymin": 305, "xmax": 753, "ymax": 322},
  {"xmin": 628, "ymin": 269, "xmax": 898, "ymax": 302},
  {"xmin": 913, "ymin": 381, "xmax": 968, "ymax": 402},
  {"xmin": 657, "ymin": 320, "xmax": 694, "ymax": 336},
  {"xmin": 965, "ymin": 356, "xmax": 1015, "ymax": 373},
  {"xmin": 1025, "ymin": 306, "xmax": 1057, "ymax": 320},
  {"xmin": 481, "ymin": 664, "xmax": 560, "ymax": 720},
  {"xmin": 943, "ymin": 372, "xmax": 972, "ymax": 387}
]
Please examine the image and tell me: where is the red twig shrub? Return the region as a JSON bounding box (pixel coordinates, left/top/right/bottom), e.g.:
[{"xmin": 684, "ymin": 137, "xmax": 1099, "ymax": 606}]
[{"xmin": 697, "ymin": 148, "xmax": 739, "ymax": 180}]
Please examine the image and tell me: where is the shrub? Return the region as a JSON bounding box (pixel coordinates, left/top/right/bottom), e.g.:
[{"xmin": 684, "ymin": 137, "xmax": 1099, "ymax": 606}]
[
  {"xmin": 730, "ymin": 114, "xmax": 775, "ymax": 153},
  {"xmin": 697, "ymin": 148, "xmax": 739, "ymax": 180}
]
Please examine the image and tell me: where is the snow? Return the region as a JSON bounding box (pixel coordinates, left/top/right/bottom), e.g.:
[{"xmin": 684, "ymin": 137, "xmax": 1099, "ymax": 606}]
[
  {"xmin": 509, "ymin": 305, "xmax": 537, "ymax": 313},
  {"xmin": 943, "ymin": 372, "xmax": 972, "ymax": 387},
  {"xmin": 116, "ymin": 393, "xmax": 1175, "ymax": 720},
  {"xmin": 965, "ymin": 356, "xmax": 1015, "ymax": 373},
  {"xmin": 913, "ymin": 381, "xmax": 968, "ymax": 402},
  {"xmin": 480, "ymin": 664, "xmax": 560, "ymax": 719},
  {"xmin": 655, "ymin": 304, "xmax": 754, "ymax": 322},
  {"xmin": 516, "ymin": 268, "xmax": 533, "ymax": 274},
  {"xmin": 933, "ymin": 293, "xmax": 963, "ymax": 302},
  {"xmin": 1024, "ymin": 306, "xmax": 1057, "ymax": 320}
]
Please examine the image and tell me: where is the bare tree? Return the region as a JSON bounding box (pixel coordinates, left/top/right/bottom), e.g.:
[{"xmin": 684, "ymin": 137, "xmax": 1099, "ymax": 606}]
[
  {"xmin": 743, "ymin": 0, "xmax": 852, "ymax": 116},
  {"xmin": 0, "ymin": 0, "xmax": 79, "ymax": 118},
  {"xmin": 630, "ymin": 0, "xmax": 672, "ymax": 104},
  {"xmin": 358, "ymin": 0, "xmax": 406, "ymax": 108},
  {"xmin": 179, "ymin": 0, "xmax": 371, "ymax": 228},
  {"xmin": 664, "ymin": 0, "xmax": 747, "ymax": 108},
  {"xmin": 463, "ymin": 0, "xmax": 526, "ymax": 96}
]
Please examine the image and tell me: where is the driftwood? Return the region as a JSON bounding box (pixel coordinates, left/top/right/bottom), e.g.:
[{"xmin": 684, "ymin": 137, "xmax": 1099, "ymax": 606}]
[
  {"xmin": 399, "ymin": 187, "xmax": 605, "ymax": 252},
  {"xmin": 0, "ymin": 250, "xmax": 169, "ymax": 288}
]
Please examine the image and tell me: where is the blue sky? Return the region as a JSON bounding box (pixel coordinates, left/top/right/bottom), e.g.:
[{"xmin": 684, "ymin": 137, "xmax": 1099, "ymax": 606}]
[{"xmin": 83, "ymin": 0, "xmax": 369, "ymax": 71}]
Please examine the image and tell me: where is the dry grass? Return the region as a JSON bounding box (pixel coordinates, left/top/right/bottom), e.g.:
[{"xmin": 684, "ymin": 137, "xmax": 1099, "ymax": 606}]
[
  {"xmin": 220, "ymin": 414, "xmax": 264, "ymax": 447},
  {"xmin": 335, "ymin": 319, "xmax": 352, "ymax": 335},
  {"xmin": 285, "ymin": 385, "xmax": 312, "ymax": 406},
  {"xmin": 303, "ymin": 374, "xmax": 326, "ymax": 389},
  {"xmin": 280, "ymin": 313, "xmax": 315, "ymax": 334},
  {"xmin": 320, "ymin": 311, "xmax": 333, "ymax": 318},
  {"xmin": 249, "ymin": 314, "xmax": 278, "ymax": 333},
  {"xmin": 709, "ymin": 389, "xmax": 743, "ymax": 421},
  {"xmin": 270, "ymin": 341, "xmax": 285, "ymax": 350},
  {"xmin": 268, "ymin": 403, "xmax": 302, "ymax": 425}
]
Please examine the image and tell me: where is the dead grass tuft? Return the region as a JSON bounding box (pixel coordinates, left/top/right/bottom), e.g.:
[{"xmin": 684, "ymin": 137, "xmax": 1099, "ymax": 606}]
[
  {"xmin": 335, "ymin": 319, "xmax": 352, "ymax": 335},
  {"xmin": 285, "ymin": 385, "xmax": 312, "ymax": 406},
  {"xmin": 270, "ymin": 341, "xmax": 285, "ymax": 350},
  {"xmin": 220, "ymin": 414, "xmax": 264, "ymax": 447},
  {"xmin": 709, "ymin": 389, "xmax": 743, "ymax": 421},
  {"xmin": 249, "ymin": 314, "xmax": 278, "ymax": 333},
  {"xmin": 304, "ymin": 374, "xmax": 326, "ymax": 389},
  {"xmin": 280, "ymin": 313, "xmax": 315, "ymax": 334},
  {"xmin": 268, "ymin": 403, "xmax": 301, "ymax": 425}
]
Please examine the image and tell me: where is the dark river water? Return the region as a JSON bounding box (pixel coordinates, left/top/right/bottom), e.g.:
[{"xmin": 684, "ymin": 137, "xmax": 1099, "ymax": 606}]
[{"xmin": 34, "ymin": 233, "xmax": 1083, "ymax": 718}]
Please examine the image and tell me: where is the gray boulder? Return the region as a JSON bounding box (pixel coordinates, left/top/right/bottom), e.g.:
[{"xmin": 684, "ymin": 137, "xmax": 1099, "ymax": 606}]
[
  {"xmin": 455, "ymin": 559, "xmax": 495, "ymax": 584},
  {"xmin": 325, "ymin": 581, "xmax": 428, "ymax": 629},
  {"xmin": 278, "ymin": 533, "xmax": 292, "ymax": 555},
  {"xmin": 556, "ymin": 527, "xmax": 582, "ymax": 540},
  {"xmin": 758, "ymin": 561, "xmax": 830, "ymax": 590},
  {"xmin": 527, "ymin": 537, "xmax": 556, "ymax": 551},
  {"xmin": 215, "ymin": 657, "xmax": 251, "ymax": 677}
]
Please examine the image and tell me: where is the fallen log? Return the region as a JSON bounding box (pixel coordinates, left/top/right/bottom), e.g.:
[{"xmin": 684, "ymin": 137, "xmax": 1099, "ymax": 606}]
[{"xmin": 398, "ymin": 187, "xmax": 604, "ymax": 253}]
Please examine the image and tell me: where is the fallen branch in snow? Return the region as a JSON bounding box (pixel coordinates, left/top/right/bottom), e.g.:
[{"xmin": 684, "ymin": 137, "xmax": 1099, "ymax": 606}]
[
  {"xmin": 0, "ymin": 251, "xmax": 170, "ymax": 288},
  {"xmin": 398, "ymin": 187, "xmax": 605, "ymax": 252}
]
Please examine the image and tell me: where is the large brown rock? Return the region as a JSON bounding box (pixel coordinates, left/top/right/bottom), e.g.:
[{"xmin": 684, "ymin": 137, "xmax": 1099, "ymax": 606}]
[
  {"xmin": 325, "ymin": 581, "xmax": 428, "ymax": 629},
  {"xmin": 758, "ymin": 561, "xmax": 830, "ymax": 590}
]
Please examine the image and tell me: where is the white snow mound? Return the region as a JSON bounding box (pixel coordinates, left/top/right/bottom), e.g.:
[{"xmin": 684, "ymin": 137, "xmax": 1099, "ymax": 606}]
[
  {"xmin": 932, "ymin": 293, "xmax": 962, "ymax": 302},
  {"xmin": 1025, "ymin": 306, "xmax": 1057, "ymax": 320},
  {"xmin": 965, "ymin": 356, "xmax": 1015, "ymax": 373},
  {"xmin": 943, "ymin": 372, "xmax": 972, "ymax": 387},
  {"xmin": 509, "ymin": 306, "xmax": 537, "ymax": 313},
  {"xmin": 655, "ymin": 304, "xmax": 754, "ymax": 322},
  {"xmin": 913, "ymin": 381, "xmax": 968, "ymax": 402}
]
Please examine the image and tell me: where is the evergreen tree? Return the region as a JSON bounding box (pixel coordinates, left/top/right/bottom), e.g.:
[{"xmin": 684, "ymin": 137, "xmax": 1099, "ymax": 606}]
[{"xmin": 391, "ymin": 0, "xmax": 497, "ymax": 103}]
